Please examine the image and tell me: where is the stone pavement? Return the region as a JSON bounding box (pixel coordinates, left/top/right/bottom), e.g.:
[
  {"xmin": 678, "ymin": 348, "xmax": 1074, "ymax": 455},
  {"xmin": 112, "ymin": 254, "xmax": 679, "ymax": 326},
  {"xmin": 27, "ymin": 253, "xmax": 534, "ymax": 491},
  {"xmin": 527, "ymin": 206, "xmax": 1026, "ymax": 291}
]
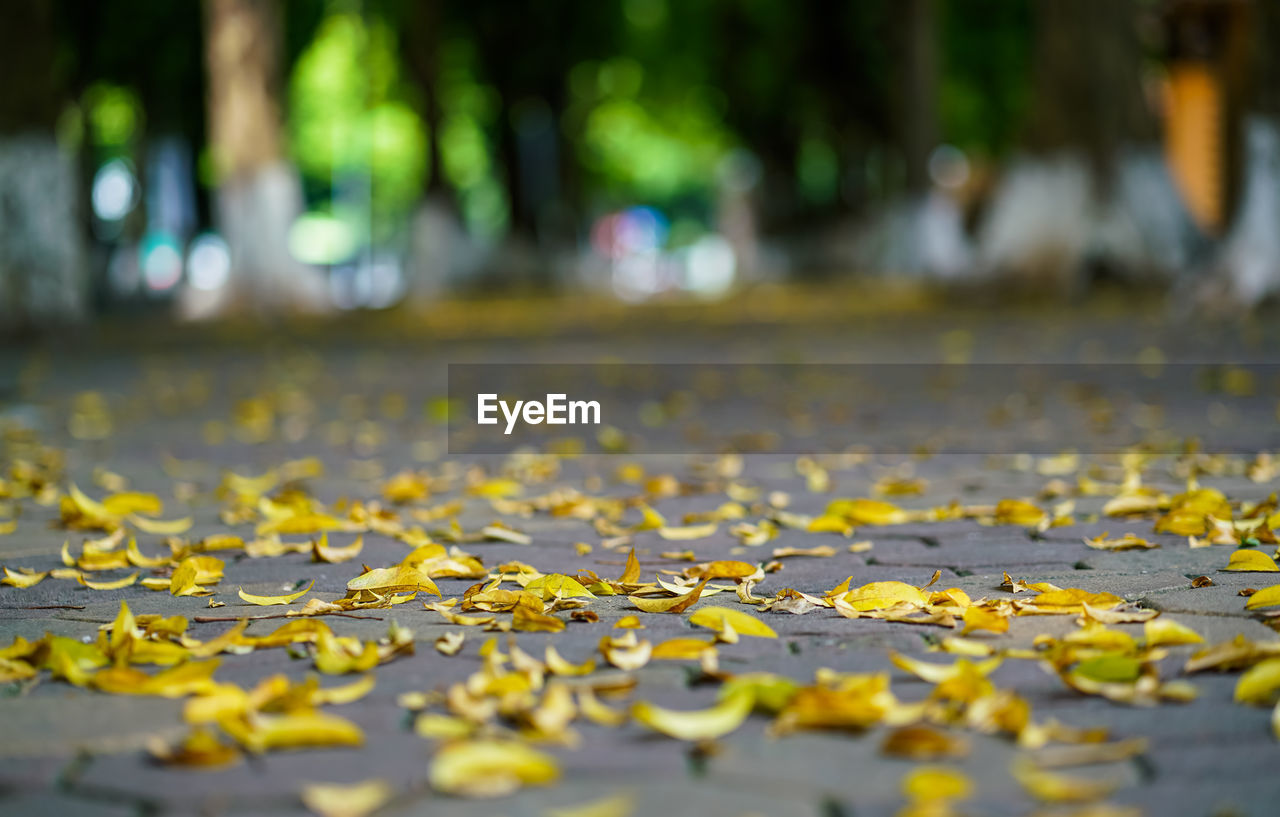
[{"xmin": 1, "ymin": 310, "xmax": 1279, "ymax": 817}]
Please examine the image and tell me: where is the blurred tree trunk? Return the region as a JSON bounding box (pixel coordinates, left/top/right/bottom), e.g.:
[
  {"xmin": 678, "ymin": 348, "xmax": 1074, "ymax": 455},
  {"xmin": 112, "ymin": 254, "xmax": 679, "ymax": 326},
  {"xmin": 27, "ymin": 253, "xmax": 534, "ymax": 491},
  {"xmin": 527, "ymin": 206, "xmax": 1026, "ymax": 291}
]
[
  {"xmin": 402, "ymin": 0, "xmax": 452, "ymax": 206},
  {"xmin": 0, "ymin": 0, "xmax": 86, "ymax": 331},
  {"xmin": 900, "ymin": 0, "xmax": 938, "ymax": 197},
  {"xmin": 1214, "ymin": 0, "xmax": 1280, "ymax": 305},
  {"xmin": 978, "ymin": 0, "xmax": 1200, "ymax": 292},
  {"xmin": 1026, "ymin": 0, "xmax": 1155, "ymax": 196},
  {"xmin": 189, "ymin": 0, "xmax": 325, "ymax": 318},
  {"xmin": 401, "ymin": 0, "xmax": 468, "ymax": 303}
]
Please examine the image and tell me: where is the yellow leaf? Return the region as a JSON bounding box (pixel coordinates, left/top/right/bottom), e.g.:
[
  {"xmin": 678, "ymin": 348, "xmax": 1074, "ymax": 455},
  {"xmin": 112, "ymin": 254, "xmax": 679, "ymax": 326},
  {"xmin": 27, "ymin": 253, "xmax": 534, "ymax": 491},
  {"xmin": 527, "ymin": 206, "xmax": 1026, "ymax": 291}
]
[
  {"xmin": 1235, "ymin": 657, "xmax": 1280, "ymax": 705},
  {"xmin": 842, "ymin": 581, "xmax": 927, "ymax": 612},
  {"xmin": 312, "ymin": 533, "xmax": 364, "ymax": 564},
  {"xmin": 150, "ymin": 727, "xmax": 240, "ymax": 767},
  {"xmin": 961, "ymin": 605, "xmax": 1008, "ymax": 635},
  {"xmin": 415, "ymin": 713, "xmax": 475, "ymax": 739},
  {"xmin": 901, "ymin": 766, "xmax": 972, "ymax": 802},
  {"xmin": 632, "ymin": 503, "xmax": 666, "ymax": 531},
  {"xmin": 688, "ymin": 606, "xmax": 778, "ymax": 638},
  {"xmin": 311, "ymin": 674, "xmax": 376, "ymax": 706},
  {"xmin": 1026, "ymin": 588, "xmax": 1123, "ymax": 612},
  {"xmin": 466, "ymin": 478, "xmax": 524, "ymax": 499},
  {"xmin": 651, "ymin": 637, "xmax": 717, "ymax": 660},
  {"xmin": 881, "ymin": 725, "xmax": 969, "ymax": 760},
  {"xmin": 545, "ymin": 646, "xmax": 596, "ymax": 676},
  {"xmin": 512, "ymin": 606, "xmax": 566, "ymax": 632},
  {"xmin": 130, "ymin": 515, "xmax": 194, "ymax": 535},
  {"xmin": 1143, "ymin": 618, "xmax": 1202, "ymax": 647},
  {"xmin": 628, "ymin": 579, "xmax": 708, "ymax": 613},
  {"xmin": 1011, "ymin": 756, "xmax": 1119, "ymax": 803},
  {"xmin": 891, "ymin": 652, "xmax": 1002, "ymax": 685},
  {"xmin": 104, "ymin": 491, "xmax": 164, "ymax": 516},
  {"xmin": 994, "ymin": 498, "xmax": 1048, "ymax": 526},
  {"xmin": 688, "ymin": 560, "xmax": 758, "ymax": 579},
  {"xmin": 257, "ymin": 513, "xmax": 352, "ymax": 536},
  {"xmin": 826, "ymin": 498, "xmax": 907, "ymax": 526},
  {"xmin": 614, "ymin": 615, "xmax": 644, "ymax": 629},
  {"xmin": 1084, "ymin": 532, "xmax": 1158, "ymax": 551},
  {"xmin": 238, "ymin": 580, "xmax": 316, "ymax": 606},
  {"xmin": 170, "ymin": 559, "xmax": 210, "ymax": 596},
  {"xmin": 618, "ymin": 547, "xmax": 641, "ymax": 584},
  {"xmin": 347, "ymin": 564, "xmax": 439, "ymax": 596},
  {"xmin": 228, "ymin": 711, "xmax": 364, "ymax": 753},
  {"xmin": 93, "ymin": 659, "xmax": 221, "ymax": 697},
  {"xmin": 77, "ymin": 571, "xmax": 138, "ymax": 590},
  {"xmin": 68, "ymin": 483, "xmax": 119, "ymax": 520},
  {"xmin": 1245, "ymin": 584, "xmax": 1280, "ymax": 610},
  {"xmin": 656, "ymin": 523, "xmax": 717, "ymax": 541},
  {"xmin": 807, "ymin": 514, "xmax": 853, "ymax": 536},
  {"xmin": 1225, "ymin": 549, "xmax": 1280, "ymax": 572},
  {"xmin": 525, "ymin": 573, "xmax": 596, "ymax": 601},
  {"xmin": 630, "ymin": 688, "xmax": 753, "ymax": 741},
  {"xmin": 435, "ymin": 632, "xmax": 465, "ymax": 655},
  {"xmin": 598, "ymin": 632, "xmax": 652, "ymax": 671},
  {"xmin": 2, "ymin": 567, "xmax": 48, "ymax": 588},
  {"xmin": 300, "ymin": 780, "xmax": 393, "ymax": 817},
  {"xmin": 126, "ymin": 538, "xmax": 170, "ymax": 568},
  {"xmin": 429, "ymin": 740, "xmax": 559, "ymax": 797},
  {"xmin": 544, "ymin": 793, "xmax": 634, "ymax": 817},
  {"xmin": 578, "ymin": 688, "xmax": 629, "ymax": 726},
  {"xmin": 1072, "ymin": 654, "xmax": 1142, "ymax": 683}
]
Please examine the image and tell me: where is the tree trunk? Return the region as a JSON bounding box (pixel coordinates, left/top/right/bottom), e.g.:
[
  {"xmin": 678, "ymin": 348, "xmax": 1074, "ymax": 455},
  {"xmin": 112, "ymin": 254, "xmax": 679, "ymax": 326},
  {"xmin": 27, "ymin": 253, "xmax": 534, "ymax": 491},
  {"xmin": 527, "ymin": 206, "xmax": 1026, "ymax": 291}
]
[
  {"xmin": 188, "ymin": 0, "xmax": 326, "ymax": 319},
  {"xmin": 1213, "ymin": 0, "xmax": 1280, "ymax": 306},
  {"xmin": 0, "ymin": 0, "xmax": 87, "ymax": 331},
  {"xmin": 899, "ymin": 0, "xmax": 938, "ymax": 197},
  {"xmin": 977, "ymin": 0, "xmax": 1200, "ymax": 293}
]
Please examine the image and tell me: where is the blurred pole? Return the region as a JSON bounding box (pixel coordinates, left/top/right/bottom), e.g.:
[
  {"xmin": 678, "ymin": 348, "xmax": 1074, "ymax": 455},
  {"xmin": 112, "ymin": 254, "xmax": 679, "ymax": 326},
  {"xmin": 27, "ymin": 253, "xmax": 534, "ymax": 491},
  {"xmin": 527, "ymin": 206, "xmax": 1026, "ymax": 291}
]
[
  {"xmin": 189, "ymin": 0, "xmax": 326, "ymax": 319},
  {"xmin": 0, "ymin": 0, "xmax": 87, "ymax": 331}
]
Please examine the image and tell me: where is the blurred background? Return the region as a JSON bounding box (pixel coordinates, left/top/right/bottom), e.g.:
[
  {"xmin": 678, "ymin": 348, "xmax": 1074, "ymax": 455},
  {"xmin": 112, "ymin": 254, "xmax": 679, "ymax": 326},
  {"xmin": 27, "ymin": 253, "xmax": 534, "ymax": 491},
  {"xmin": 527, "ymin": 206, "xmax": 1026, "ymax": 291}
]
[{"xmin": 2, "ymin": 0, "xmax": 1279, "ymax": 332}]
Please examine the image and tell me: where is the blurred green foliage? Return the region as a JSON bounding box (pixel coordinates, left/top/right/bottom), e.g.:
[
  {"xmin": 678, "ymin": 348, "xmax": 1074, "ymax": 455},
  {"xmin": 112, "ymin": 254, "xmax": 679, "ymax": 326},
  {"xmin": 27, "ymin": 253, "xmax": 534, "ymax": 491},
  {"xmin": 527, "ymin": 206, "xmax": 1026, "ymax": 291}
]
[{"xmin": 59, "ymin": 0, "xmax": 1043, "ymax": 245}]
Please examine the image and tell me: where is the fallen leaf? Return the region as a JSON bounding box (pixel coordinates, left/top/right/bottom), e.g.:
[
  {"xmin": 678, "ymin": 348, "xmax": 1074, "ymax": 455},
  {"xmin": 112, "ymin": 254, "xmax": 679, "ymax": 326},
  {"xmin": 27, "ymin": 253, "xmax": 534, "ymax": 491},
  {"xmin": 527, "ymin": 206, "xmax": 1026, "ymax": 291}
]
[
  {"xmin": 631, "ymin": 688, "xmax": 754, "ymax": 741},
  {"xmin": 300, "ymin": 779, "xmax": 393, "ymax": 817},
  {"xmin": 1225, "ymin": 549, "xmax": 1280, "ymax": 572},
  {"xmin": 1245, "ymin": 584, "xmax": 1280, "ymax": 610},
  {"xmin": 882, "ymin": 725, "xmax": 970, "ymax": 759},
  {"xmin": 543, "ymin": 792, "xmax": 634, "ymax": 817},
  {"xmin": 429, "ymin": 740, "xmax": 559, "ymax": 797},
  {"xmin": 688, "ymin": 606, "xmax": 778, "ymax": 638},
  {"xmin": 436, "ymin": 632, "xmax": 465, "ymax": 656},
  {"xmin": 1235, "ymin": 657, "xmax": 1280, "ymax": 705},
  {"xmin": 239, "ymin": 581, "xmax": 315, "ymax": 606},
  {"xmin": 629, "ymin": 579, "xmax": 708, "ymax": 614}
]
